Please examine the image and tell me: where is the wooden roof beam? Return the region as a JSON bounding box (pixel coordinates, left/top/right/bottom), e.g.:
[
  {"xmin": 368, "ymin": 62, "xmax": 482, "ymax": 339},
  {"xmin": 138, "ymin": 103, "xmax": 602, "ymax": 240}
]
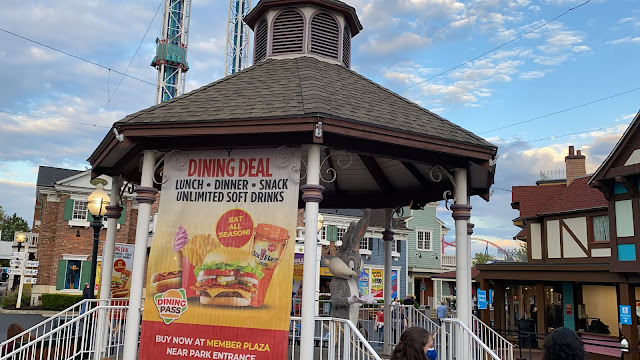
[{"xmin": 360, "ymin": 155, "xmax": 393, "ymax": 193}]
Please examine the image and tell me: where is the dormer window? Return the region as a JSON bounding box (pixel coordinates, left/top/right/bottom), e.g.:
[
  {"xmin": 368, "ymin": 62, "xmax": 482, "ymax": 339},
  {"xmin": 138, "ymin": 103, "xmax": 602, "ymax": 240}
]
[
  {"xmin": 272, "ymin": 9, "xmax": 305, "ymax": 55},
  {"xmin": 342, "ymin": 26, "xmax": 350, "ymax": 67},
  {"xmin": 310, "ymin": 12, "xmax": 339, "ymax": 59},
  {"xmin": 254, "ymin": 19, "xmax": 268, "ymax": 63}
]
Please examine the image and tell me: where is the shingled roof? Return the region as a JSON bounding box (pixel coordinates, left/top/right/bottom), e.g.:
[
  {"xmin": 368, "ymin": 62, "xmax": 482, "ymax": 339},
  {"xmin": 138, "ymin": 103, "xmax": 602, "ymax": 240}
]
[
  {"xmin": 539, "ymin": 175, "xmax": 607, "ymax": 215},
  {"xmin": 116, "ymin": 57, "xmax": 495, "ymax": 150},
  {"xmin": 511, "ymin": 184, "xmax": 565, "ymax": 218},
  {"xmin": 36, "ymin": 166, "xmax": 82, "ymax": 188}
]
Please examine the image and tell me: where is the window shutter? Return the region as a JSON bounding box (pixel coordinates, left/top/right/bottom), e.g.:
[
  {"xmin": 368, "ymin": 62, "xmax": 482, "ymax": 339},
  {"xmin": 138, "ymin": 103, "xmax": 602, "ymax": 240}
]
[
  {"xmin": 272, "ymin": 10, "xmax": 304, "ymax": 55},
  {"xmin": 327, "ymin": 225, "xmax": 337, "ymax": 242},
  {"xmin": 397, "ymin": 241, "xmax": 401, "ymax": 253},
  {"xmin": 254, "ymin": 19, "xmax": 268, "ymax": 62},
  {"xmin": 63, "ymin": 199, "xmax": 74, "ymax": 220},
  {"xmin": 118, "ymin": 205, "xmax": 127, "ymax": 225},
  {"xmin": 368, "ymin": 238, "xmax": 373, "ymax": 251},
  {"xmin": 310, "ymin": 13, "xmax": 339, "ymax": 58},
  {"xmin": 87, "ymin": 211, "xmax": 94, "ymax": 223},
  {"xmin": 56, "ymin": 260, "xmax": 67, "ymax": 290},
  {"xmin": 79, "ymin": 261, "xmax": 92, "ymax": 290}
]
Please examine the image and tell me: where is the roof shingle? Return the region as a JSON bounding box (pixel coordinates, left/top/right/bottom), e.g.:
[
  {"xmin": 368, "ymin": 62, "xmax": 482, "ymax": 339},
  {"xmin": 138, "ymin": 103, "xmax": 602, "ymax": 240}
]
[
  {"xmin": 512, "ymin": 184, "xmax": 566, "ymax": 218},
  {"xmin": 539, "ymin": 176, "xmax": 607, "ymax": 215},
  {"xmin": 36, "ymin": 166, "xmax": 82, "ymax": 188},
  {"xmin": 116, "ymin": 57, "xmax": 495, "ymax": 150}
]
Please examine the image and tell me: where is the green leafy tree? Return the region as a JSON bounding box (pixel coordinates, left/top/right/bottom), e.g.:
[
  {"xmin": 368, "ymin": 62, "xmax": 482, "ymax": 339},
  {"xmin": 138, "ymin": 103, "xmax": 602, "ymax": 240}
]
[
  {"xmin": 0, "ymin": 206, "xmax": 30, "ymax": 242},
  {"xmin": 473, "ymin": 252, "xmax": 496, "ymax": 265},
  {"xmin": 512, "ymin": 242, "xmax": 528, "ymax": 262}
]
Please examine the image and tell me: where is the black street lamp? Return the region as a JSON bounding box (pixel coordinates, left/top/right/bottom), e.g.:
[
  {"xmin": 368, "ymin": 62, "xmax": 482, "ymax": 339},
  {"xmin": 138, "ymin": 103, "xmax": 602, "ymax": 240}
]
[{"xmin": 87, "ymin": 180, "xmax": 110, "ymax": 299}]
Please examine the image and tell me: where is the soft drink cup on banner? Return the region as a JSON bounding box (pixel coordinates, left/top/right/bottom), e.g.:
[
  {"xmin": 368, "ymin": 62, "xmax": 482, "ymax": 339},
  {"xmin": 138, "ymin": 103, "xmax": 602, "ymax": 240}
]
[
  {"xmin": 182, "ymin": 257, "xmax": 198, "ymax": 298},
  {"xmin": 250, "ymin": 223, "xmax": 289, "ymax": 307}
]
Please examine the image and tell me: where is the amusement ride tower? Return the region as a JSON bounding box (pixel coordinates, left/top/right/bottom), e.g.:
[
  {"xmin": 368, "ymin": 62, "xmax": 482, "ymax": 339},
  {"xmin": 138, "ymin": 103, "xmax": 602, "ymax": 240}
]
[
  {"xmin": 151, "ymin": 0, "xmax": 192, "ymax": 104},
  {"xmin": 225, "ymin": 0, "xmax": 252, "ymax": 75}
]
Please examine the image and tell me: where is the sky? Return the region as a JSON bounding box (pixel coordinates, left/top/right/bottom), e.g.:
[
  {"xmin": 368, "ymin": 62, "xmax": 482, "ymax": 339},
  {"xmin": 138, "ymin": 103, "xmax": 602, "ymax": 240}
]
[{"xmin": 0, "ymin": 0, "xmax": 639, "ymax": 256}]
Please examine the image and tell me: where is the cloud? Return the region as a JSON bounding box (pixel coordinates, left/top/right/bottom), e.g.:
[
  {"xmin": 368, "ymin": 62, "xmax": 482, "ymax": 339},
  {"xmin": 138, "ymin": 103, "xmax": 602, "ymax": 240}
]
[
  {"xmin": 606, "ymin": 36, "xmax": 640, "ymax": 46},
  {"xmin": 519, "ymin": 70, "xmax": 545, "ymax": 79},
  {"xmin": 360, "ymin": 32, "xmax": 432, "ymax": 56}
]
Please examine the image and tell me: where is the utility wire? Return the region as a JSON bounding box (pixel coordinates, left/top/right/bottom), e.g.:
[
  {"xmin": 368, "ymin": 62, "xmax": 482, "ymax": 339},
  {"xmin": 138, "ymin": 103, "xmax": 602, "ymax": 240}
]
[
  {"xmin": 0, "ymin": 27, "xmax": 156, "ymax": 87},
  {"xmin": 0, "ymin": 110, "xmax": 110, "ymax": 128},
  {"xmin": 94, "ymin": 0, "xmax": 163, "ymax": 126},
  {"xmin": 478, "ymin": 86, "xmax": 640, "ymax": 134},
  {"xmin": 398, "ymin": 0, "xmax": 592, "ymax": 93},
  {"xmin": 496, "ymin": 123, "xmax": 626, "ymax": 146}
]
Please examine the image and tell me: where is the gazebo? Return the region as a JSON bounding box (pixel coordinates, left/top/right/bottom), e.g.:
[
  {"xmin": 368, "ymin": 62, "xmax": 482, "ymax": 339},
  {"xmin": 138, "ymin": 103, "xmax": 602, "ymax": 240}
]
[{"xmin": 88, "ymin": 0, "xmax": 497, "ymax": 358}]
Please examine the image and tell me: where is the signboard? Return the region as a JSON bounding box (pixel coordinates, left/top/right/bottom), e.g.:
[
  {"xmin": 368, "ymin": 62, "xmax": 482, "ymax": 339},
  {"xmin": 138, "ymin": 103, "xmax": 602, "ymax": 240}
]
[
  {"xmin": 566, "ymin": 304, "xmax": 572, "ymax": 316},
  {"xmin": 358, "ymin": 269, "xmax": 369, "ymax": 296},
  {"xmin": 620, "ymin": 305, "xmax": 632, "ymax": 325},
  {"xmin": 109, "ymin": 244, "xmax": 135, "ymax": 298},
  {"xmin": 489, "ymin": 289, "xmax": 493, "ymax": 304},
  {"xmin": 477, "ymin": 290, "xmax": 487, "ymax": 310},
  {"xmin": 10, "ymin": 252, "xmax": 25, "ymax": 259},
  {"xmin": 140, "ymin": 149, "xmax": 300, "ymax": 360},
  {"xmin": 9, "ymin": 260, "xmax": 22, "ymax": 267},
  {"xmin": 26, "ymin": 261, "xmax": 39, "ymax": 268},
  {"xmin": 7, "ymin": 268, "xmax": 22, "ymax": 275},
  {"xmin": 291, "ymin": 253, "xmax": 303, "ymax": 300},
  {"xmin": 391, "ymin": 270, "xmax": 398, "ymax": 299},
  {"xmin": 23, "ymin": 269, "xmax": 38, "ymax": 276},
  {"xmin": 371, "ymin": 269, "xmax": 383, "ymax": 298},
  {"xmin": 23, "ymin": 277, "xmax": 37, "ymax": 284}
]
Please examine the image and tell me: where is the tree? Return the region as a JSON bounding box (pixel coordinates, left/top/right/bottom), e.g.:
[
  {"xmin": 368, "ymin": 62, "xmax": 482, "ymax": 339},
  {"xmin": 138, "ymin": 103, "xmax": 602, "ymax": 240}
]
[
  {"xmin": 0, "ymin": 206, "xmax": 30, "ymax": 242},
  {"xmin": 512, "ymin": 241, "xmax": 528, "ymax": 262},
  {"xmin": 473, "ymin": 252, "xmax": 496, "ymax": 265}
]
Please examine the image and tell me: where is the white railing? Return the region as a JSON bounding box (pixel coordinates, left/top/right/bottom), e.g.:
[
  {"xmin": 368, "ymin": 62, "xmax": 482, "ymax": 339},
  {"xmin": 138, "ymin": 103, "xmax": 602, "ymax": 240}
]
[
  {"xmin": 472, "ymin": 315, "xmax": 514, "ymax": 360},
  {"xmin": 442, "ymin": 254, "xmax": 456, "ymax": 267},
  {"xmin": 440, "ymin": 318, "xmax": 502, "ymax": 360},
  {"xmin": 0, "ymin": 303, "xmax": 128, "ymax": 360},
  {"xmin": 289, "ymin": 317, "xmax": 381, "ymax": 360}
]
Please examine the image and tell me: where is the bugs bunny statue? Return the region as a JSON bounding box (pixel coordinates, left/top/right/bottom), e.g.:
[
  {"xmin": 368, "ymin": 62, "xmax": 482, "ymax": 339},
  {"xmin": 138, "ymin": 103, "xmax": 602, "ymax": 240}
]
[{"xmin": 329, "ymin": 209, "xmax": 375, "ymax": 325}]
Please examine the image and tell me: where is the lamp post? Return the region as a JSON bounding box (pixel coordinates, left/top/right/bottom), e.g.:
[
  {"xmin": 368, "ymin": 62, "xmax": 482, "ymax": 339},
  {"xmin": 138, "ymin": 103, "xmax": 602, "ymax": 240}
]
[
  {"xmin": 87, "ymin": 181, "xmax": 110, "ymax": 299},
  {"xmin": 15, "ymin": 232, "xmax": 26, "ymax": 308}
]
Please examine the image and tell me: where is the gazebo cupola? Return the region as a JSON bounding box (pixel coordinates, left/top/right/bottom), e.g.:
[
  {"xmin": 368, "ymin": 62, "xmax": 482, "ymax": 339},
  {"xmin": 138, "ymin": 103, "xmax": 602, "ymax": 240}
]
[{"xmin": 244, "ymin": 0, "xmax": 362, "ymax": 67}]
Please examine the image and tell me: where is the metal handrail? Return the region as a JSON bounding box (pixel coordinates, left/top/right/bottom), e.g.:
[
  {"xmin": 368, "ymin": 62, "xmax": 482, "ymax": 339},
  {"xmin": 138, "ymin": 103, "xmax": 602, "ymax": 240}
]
[
  {"xmin": 472, "ymin": 315, "xmax": 514, "ymax": 360},
  {"xmin": 1, "ymin": 304, "xmax": 128, "ymax": 360},
  {"xmin": 442, "ymin": 318, "xmax": 502, "ymax": 360}
]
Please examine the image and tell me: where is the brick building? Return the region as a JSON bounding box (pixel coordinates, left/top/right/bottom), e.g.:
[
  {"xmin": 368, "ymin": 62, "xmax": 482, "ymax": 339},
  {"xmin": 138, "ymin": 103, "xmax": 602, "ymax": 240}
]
[{"xmin": 31, "ymin": 166, "xmax": 158, "ymax": 299}]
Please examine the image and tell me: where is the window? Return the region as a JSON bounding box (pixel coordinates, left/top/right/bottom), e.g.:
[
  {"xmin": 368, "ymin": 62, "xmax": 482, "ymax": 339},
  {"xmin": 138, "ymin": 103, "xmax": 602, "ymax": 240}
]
[
  {"xmin": 72, "ymin": 200, "xmax": 88, "ymax": 220},
  {"xmin": 336, "ymin": 227, "xmax": 346, "ymax": 242},
  {"xmin": 417, "ymin": 230, "xmax": 432, "ymax": 251},
  {"xmin": 272, "ymin": 10, "xmax": 304, "ymax": 55},
  {"xmin": 360, "ymin": 237, "xmax": 371, "ymax": 251},
  {"xmin": 64, "ymin": 260, "xmax": 82, "ymax": 290},
  {"xmin": 592, "ymin": 216, "xmax": 610, "ymax": 242},
  {"xmin": 310, "ymin": 12, "xmax": 339, "ymax": 59},
  {"xmin": 392, "ymin": 240, "xmax": 399, "ymax": 253}
]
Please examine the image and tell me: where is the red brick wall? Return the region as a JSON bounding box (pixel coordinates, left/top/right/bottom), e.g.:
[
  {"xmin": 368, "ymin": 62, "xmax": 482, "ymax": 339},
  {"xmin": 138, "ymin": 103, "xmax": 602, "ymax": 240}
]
[{"xmin": 36, "ymin": 194, "xmax": 143, "ymax": 288}]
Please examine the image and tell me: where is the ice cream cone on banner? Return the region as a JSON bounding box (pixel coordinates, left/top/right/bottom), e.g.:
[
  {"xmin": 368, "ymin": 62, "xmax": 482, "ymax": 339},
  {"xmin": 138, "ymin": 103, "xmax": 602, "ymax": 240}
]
[
  {"xmin": 250, "ymin": 268, "xmax": 275, "ymax": 307},
  {"xmin": 175, "ymin": 250, "xmax": 183, "ymax": 270}
]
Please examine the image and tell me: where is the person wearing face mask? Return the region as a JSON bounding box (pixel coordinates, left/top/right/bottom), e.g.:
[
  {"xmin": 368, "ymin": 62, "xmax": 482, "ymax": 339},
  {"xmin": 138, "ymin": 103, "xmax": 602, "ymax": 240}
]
[{"xmin": 390, "ymin": 327, "xmax": 433, "ymax": 360}]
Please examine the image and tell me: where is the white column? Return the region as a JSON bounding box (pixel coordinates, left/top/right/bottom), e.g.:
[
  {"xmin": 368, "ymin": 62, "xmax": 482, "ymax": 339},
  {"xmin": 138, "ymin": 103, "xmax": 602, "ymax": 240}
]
[
  {"xmin": 95, "ymin": 176, "xmax": 123, "ymax": 360},
  {"xmin": 299, "ymin": 145, "xmax": 323, "ymax": 360},
  {"xmin": 100, "ymin": 176, "xmax": 123, "ymax": 301},
  {"xmin": 123, "ymin": 150, "xmax": 158, "ymax": 360},
  {"xmin": 15, "ymin": 243, "xmax": 29, "ymax": 309},
  {"xmin": 452, "ymin": 168, "xmax": 471, "ymax": 327},
  {"xmin": 383, "ymin": 208, "xmax": 394, "ymax": 355}
]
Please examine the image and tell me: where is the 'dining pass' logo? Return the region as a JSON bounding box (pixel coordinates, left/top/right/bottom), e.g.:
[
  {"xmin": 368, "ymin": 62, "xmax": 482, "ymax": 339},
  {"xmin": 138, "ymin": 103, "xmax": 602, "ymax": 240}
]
[{"xmin": 154, "ymin": 289, "xmax": 188, "ymax": 324}]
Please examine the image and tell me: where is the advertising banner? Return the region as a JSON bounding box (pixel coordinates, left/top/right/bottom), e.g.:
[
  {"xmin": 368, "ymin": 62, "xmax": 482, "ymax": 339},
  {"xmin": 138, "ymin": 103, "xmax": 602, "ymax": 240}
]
[
  {"xmin": 371, "ymin": 269, "xmax": 383, "ymax": 298},
  {"xmin": 140, "ymin": 149, "xmax": 300, "ymax": 360},
  {"xmin": 358, "ymin": 269, "xmax": 369, "ymax": 296},
  {"xmin": 391, "ymin": 270, "xmax": 398, "ymax": 299},
  {"xmin": 110, "ymin": 243, "xmax": 135, "ymax": 298}
]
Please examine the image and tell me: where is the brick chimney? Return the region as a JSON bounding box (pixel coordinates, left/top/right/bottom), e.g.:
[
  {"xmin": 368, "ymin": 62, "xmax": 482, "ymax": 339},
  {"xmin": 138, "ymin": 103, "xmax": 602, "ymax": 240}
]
[{"xmin": 565, "ymin": 145, "xmax": 586, "ymax": 185}]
